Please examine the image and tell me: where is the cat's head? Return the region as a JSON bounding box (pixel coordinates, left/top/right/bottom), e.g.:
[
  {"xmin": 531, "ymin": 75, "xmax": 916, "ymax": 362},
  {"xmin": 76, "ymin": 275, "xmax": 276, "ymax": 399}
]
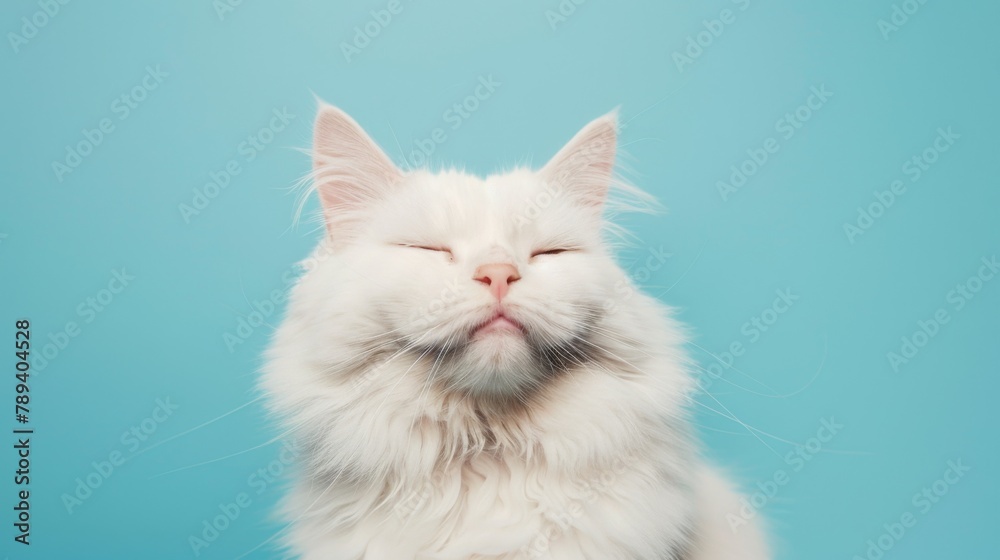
[{"xmin": 302, "ymin": 103, "xmax": 645, "ymax": 399}]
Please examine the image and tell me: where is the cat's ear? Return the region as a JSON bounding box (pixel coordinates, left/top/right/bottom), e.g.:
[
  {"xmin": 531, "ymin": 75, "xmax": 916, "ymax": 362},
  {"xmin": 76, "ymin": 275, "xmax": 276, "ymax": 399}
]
[
  {"xmin": 312, "ymin": 102, "xmax": 402, "ymax": 237},
  {"xmin": 540, "ymin": 111, "xmax": 618, "ymax": 208}
]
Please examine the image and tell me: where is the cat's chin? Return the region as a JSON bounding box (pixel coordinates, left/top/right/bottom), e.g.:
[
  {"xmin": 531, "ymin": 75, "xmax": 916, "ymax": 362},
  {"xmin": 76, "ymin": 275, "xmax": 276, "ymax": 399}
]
[
  {"xmin": 467, "ymin": 329, "xmax": 532, "ymax": 365},
  {"xmin": 439, "ymin": 333, "xmax": 545, "ymax": 398}
]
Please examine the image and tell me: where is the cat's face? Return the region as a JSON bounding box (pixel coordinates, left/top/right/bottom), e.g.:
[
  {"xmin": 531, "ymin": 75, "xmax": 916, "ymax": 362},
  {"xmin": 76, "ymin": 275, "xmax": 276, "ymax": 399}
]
[{"xmin": 308, "ymin": 105, "xmax": 628, "ymax": 398}]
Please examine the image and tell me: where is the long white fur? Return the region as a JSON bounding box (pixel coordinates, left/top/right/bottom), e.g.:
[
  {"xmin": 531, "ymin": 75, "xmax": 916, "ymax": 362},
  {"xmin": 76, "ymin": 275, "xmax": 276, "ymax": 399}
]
[{"xmin": 262, "ymin": 104, "xmax": 770, "ymax": 559}]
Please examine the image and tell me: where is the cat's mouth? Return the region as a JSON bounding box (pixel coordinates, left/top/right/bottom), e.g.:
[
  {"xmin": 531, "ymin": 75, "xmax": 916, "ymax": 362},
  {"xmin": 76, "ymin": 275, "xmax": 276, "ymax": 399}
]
[{"xmin": 470, "ymin": 309, "xmax": 526, "ymax": 338}]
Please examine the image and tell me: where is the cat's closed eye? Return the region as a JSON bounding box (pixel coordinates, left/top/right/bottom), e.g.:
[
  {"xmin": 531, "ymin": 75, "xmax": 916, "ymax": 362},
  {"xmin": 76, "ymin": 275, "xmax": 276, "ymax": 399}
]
[
  {"xmin": 530, "ymin": 248, "xmax": 574, "ymax": 258},
  {"xmin": 396, "ymin": 244, "xmax": 455, "ymax": 260}
]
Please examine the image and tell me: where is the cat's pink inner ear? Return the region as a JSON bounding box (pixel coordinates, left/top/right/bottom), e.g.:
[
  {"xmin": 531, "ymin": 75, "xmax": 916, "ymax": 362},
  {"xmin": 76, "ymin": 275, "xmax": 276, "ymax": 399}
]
[
  {"xmin": 541, "ymin": 112, "xmax": 618, "ymax": 207},
  {"xmin": 312, "ymin": 103, "xmax": 401, "ymax": 229}
]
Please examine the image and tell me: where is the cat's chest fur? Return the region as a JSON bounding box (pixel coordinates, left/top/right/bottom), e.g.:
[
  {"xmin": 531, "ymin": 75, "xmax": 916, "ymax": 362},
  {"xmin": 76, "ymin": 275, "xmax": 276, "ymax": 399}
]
[
  {"xmin": 368, "ymin": 452, "xmax": 669, "ymax": 558},
  {"xmin": 286, "ymin": 364, "xmax": 695, "ymax": 559}
]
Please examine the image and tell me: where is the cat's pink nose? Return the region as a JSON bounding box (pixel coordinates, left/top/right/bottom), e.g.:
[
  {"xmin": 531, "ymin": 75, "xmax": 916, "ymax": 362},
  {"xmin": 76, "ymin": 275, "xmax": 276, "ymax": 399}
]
[{"xmin": 473, "ymin": 263, "xmax": 521, "ymax": 300}]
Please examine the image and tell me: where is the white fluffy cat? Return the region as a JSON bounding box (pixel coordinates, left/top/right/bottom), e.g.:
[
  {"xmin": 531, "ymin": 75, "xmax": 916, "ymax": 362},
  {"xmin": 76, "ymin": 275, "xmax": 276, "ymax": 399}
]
[{"xmin": 262, "ymin": 103, "xmax": 770, "ymax": 560}]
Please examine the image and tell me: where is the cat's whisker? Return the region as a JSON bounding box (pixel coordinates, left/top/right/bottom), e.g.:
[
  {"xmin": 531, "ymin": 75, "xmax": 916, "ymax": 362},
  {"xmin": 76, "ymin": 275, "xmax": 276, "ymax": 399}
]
[
  {"xmin": 692, "ymin": 400, "xmax": 871, "ymax": 456},
  {"xmin": 311, "ymin": 333, "xmax": 422, "ymax": 377},
  {"xmin": 689, "ymin": 397, "xmax": 785, "ymax": 460},
  {"xmin": 755, "ymin": 334, "xmax": 828, "ymax": 400},
  {"xmin": 685, "ymin": 341, "xmax": 783, "ymax": 394},
  {"xmin": 524, "ymin": 328, "xmax": 670, "ymax": 420},
  {"xmin": 649, "ymin": 241, "xmax": 707, "ymax": 298},
  {"xmin": 145, "ymin": 427, "xmax": 295, "ymax": 479},
  {"xmin": 686, "ymin": 363, "xmax": 794, "ymax": 400},
  {"xmin": 386, "ymin": 121, "xmax": 412, "ymax": 171},
  {"xmin": 583, "ymin": 321, "xmax": 818, "ymax": 401},
  {"xmin": 692, "ymin": 422, "xmax": 757, "ymax": 436},
  {"xmin": 686, "ymin": 353, "xmax": 826, "ymax": 402},
  {"xmin": 619, "ymin": 85, "xmax": 687, "ymax": 132},
  {"xmin": 129, "ymin": 395, "xmax": 266, "ymax": 458}
]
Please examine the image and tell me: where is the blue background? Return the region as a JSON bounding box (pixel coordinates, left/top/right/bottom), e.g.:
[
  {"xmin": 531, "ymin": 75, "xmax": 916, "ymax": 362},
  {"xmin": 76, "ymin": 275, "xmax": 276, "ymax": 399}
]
[{"xmin": 2, "ymin": 1, "xmax": 998, "ymax": 558}]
